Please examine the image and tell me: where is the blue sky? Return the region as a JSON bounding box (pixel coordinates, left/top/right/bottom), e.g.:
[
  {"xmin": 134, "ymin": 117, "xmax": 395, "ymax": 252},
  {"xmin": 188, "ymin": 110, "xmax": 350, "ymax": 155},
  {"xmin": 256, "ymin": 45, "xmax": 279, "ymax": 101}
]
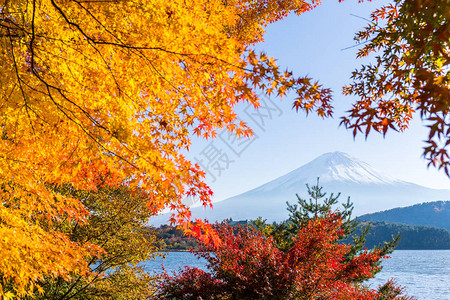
[{"xmin": 187, "ymin": 0, "xmax": 450, "ymax": 202}]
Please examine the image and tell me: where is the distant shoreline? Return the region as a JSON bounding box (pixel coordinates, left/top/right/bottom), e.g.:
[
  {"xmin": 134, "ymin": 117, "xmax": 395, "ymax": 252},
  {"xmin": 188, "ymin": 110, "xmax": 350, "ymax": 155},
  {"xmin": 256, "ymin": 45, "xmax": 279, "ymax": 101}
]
[{"xmin": 158, "ymin": 246, "xmax": 450, "ymax": 252}]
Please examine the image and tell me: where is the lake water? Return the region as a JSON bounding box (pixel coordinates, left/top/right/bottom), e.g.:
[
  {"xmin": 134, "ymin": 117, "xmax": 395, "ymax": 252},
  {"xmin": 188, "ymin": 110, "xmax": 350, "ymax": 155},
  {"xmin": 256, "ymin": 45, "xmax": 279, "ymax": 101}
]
[{"xmin": 143, "ymin": 250, "xmax": 450, "ymax": 300}]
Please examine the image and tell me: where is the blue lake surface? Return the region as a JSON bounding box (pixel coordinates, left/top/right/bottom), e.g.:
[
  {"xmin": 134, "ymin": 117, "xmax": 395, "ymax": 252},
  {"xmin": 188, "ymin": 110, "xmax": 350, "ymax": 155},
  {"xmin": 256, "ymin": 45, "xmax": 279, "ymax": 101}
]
[{"xmin": 143, "ymin": 250, "xmax": 450, "ymax": 300}]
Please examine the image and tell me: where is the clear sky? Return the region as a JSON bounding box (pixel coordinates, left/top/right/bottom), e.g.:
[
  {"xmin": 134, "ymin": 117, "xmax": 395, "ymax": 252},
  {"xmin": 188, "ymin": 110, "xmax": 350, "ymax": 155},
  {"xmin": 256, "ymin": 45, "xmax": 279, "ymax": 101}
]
[{"xmin": 186, "ymin": 0, "xmax": 450, "ymax": 204}]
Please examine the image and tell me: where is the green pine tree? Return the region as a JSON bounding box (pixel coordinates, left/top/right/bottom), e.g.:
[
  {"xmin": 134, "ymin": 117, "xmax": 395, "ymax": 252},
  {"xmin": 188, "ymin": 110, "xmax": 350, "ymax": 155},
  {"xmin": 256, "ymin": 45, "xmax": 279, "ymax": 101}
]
[{"xmin": 253, "ymin": 178, "xmax": 400, "ymax": 281}]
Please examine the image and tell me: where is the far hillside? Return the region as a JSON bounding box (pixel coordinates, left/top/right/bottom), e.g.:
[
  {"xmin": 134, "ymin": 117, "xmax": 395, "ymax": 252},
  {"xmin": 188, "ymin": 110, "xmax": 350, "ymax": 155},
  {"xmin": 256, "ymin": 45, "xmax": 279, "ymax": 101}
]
[
  {"xmin": 153, "ymin": 219, "xmax": 450, "ymax": 251},
  {"xmin": 359, "ymin": 201, "xmax": 450, "ymax": 231},
  {"xmin": 351, "ymin": 221, "xmax": 450, "ymax": 250}
]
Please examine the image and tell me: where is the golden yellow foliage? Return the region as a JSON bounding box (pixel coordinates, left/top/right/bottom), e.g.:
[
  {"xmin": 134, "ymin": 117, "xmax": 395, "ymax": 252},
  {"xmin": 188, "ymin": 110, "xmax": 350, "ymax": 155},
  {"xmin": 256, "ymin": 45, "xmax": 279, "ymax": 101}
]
[
  {"xmin": 0, "ymin": 0, "xmax": 333, "ymax": 296},
  {"xmin": 26, "ymin": 185, "xmax": 160, "ymax": 299}
]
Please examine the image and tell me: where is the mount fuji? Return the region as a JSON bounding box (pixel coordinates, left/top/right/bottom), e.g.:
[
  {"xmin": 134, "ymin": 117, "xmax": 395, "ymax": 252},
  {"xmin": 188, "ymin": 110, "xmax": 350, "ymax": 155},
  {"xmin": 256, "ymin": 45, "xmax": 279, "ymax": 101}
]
[{"xmin": 152, "ymin": 152, "xmax": 450, "ymax": 224}]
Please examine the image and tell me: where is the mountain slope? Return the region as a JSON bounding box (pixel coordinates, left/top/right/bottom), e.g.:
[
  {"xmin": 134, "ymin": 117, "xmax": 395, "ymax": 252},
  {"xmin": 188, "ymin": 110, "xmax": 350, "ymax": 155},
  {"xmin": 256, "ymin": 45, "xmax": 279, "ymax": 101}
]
[
  {"xmin": 359, "ymin": 201, "xmax": 450, "ymax": 231},
  {"xmin": 347, "ymin": 221, "xmax": 450, "ymax": 250},
  {"xmin": 151, "ymin": 152, "xmax": 450, "ymax": 224}
]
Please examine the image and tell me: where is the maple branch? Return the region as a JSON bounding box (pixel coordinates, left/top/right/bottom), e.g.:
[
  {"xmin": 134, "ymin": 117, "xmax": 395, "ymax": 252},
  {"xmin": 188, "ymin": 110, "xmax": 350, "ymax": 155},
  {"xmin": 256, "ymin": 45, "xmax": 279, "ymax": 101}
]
[
  {"xmin": 25, "ymin": 4, "xmax": 140, "ymax": 171},
  {"xmin": 11, "ymin": 0, "xmax": 168, "ymax": 173},
  {"xmin": 50, "ymin": 0, "xmax": 196, "ymax": 57},
  {"xmin": 7, "ymin": 27, "xmax": 37, "ymax": 134}
]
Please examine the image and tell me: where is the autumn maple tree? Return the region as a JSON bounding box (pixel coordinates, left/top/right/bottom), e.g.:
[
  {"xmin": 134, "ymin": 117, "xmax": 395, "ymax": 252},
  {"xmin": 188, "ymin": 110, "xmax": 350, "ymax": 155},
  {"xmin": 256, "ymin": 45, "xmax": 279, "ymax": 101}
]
[
  {"xmin": 157, "ymin": 215, "xmax": 411, "ymax": 299},
  {"xmin": 341, "ymin": 0, "xmax": 450, "ymax": 175},
  {"xmin": 0, "ymin": 0, "xmax": 336, "ymax": 297},
  {"xmin": 156, "ymin": 183, "xmax": 412, "ymax": 299}
]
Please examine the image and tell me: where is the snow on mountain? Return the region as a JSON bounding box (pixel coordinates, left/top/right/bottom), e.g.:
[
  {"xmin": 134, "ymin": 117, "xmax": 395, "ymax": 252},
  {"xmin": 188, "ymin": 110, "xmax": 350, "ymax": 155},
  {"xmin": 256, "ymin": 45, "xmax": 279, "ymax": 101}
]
[
  {"xmin": 252, "ymin": 152, "xmax": 402, "ymax": 192},
  {"xmin": 150, "ymin": 152, "xmax": 450, "ymax": 225}
]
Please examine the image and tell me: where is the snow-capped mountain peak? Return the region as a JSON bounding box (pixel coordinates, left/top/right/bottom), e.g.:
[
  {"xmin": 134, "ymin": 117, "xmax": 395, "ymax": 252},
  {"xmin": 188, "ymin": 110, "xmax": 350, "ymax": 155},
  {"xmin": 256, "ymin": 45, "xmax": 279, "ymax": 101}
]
[
  {"xmin": 255, "ymin": 152, "xmax": 401, "ymax": 193},
  {"xmin": 150, "ymin": 151, "xmax": 450, "ymax": 225},
  {"xmin": 301, "ymin": 151, "xmax": 400, "ymax": 184}
]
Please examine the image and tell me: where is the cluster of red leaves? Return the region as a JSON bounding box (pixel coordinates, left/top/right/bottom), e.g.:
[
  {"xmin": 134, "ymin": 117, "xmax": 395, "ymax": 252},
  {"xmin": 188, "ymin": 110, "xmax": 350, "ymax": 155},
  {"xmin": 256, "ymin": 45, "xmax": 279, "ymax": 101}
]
[
  {"xmin": 156, "ymin": 214, "xmax": 410, "ymax": 300},
  {"xmin": 286, "ymin": 215, "xmax": 382, "ymax": 299},
  {"xmin": 75, "ymin": 161, "xmax": 121, "ymax": 191},
  {"xmin": 340, "ymin": 0, "xmax": 450, "ymax": 175}
]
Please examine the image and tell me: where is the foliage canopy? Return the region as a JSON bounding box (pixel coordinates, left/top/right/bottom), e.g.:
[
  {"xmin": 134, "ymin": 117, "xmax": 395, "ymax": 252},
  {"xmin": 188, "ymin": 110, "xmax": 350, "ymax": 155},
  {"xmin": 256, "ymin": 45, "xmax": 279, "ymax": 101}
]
[
  {"xmin": 0, "ymin": 0, "xmax": 333, "ymax": 296},
  {"xmin": 341, "ymin": 0, "xmax": 450, "ymax": 175}
]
